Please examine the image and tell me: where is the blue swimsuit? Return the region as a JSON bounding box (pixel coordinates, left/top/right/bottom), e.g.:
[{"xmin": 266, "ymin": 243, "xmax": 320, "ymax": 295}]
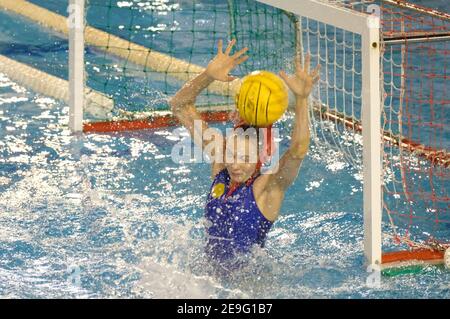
[{"xmin": 204, "ymin": 168, "xmax": 273, "ymax": 269}]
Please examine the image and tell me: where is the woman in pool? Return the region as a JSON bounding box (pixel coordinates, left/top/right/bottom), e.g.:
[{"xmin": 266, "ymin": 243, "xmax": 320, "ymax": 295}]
[{"xmin": 169, "ymin": 39, "xmax": 320, "ymax": 272}]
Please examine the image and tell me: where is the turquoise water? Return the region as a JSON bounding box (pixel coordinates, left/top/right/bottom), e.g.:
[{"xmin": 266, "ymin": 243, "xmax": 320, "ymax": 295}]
[{"xmin": 0, "ymin": 0, "xmax": 449, "ymax": 298}]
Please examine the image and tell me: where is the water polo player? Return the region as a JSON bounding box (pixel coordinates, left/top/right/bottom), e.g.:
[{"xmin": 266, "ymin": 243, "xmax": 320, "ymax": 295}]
[{"xmin": 169, "ymin": 39, "xmax": 320, "ymax": 273}]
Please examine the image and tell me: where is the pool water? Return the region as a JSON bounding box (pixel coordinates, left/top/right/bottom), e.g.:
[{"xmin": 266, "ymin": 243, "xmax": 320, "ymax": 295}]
[{"xmin": 0, "ymin": 0, "xmax": 449, "ymax": 298}]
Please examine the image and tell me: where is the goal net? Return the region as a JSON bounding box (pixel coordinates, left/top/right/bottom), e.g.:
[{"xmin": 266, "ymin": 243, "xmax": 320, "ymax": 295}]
[
  {"xmin": 81, "ymin": 0, "xmax": 448, "ymax": 268},
  {"xmin": 378, "ymin": 0, "xmax": 449, "ymax": 269}
]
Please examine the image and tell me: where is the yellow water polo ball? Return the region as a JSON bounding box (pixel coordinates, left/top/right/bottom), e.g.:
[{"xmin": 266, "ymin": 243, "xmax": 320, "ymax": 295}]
[{"xmin": 235, "ymin": 70, "xmax": 288, "ymax": 127}]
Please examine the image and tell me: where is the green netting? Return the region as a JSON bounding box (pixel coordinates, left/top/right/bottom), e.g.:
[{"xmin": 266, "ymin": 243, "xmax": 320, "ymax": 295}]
[
  {"xmin": 228, "ymin": 0, "xmax": 299, "ymax": 74},
  {"xmin": 81, "ymin": 0, "xmax": 300, "ymax": 120}
]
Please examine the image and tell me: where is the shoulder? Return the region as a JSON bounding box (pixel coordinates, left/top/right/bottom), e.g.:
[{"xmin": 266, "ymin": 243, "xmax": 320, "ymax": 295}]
[
  {"xmin": 253, "ymin": 173, "xmax": 270, "ymax": 194},
  {"xmin": 253, "ymin": 171, "xmax": 282, "ymax": 196},
  {"xmin": 252, "ymin": 173, "xmax": 285, "ymax": 222}
]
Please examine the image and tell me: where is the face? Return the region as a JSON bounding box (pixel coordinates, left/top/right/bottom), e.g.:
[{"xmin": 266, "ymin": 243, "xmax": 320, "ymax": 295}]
[{"xmin": 224, "ymin": 131, "xmax": 259, "ymax": 183}]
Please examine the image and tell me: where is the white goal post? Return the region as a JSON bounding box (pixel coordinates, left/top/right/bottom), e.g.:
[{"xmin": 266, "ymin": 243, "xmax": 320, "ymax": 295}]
[
  {"xmin": 68, "ymin": 0, "xmax": 85, "ymax": 132},
  {"xmin": 257, "ymin": 0, "xmax": 382, "ymax": 268}
]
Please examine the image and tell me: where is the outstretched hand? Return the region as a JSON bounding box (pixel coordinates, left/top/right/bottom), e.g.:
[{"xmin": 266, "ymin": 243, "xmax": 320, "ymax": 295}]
[
  {"xmin": 279, "ymin": 54, "xmax": 320, "ymax": 99},
  {"xmin": 205, "ymin": 39, "xmax": 249, "ymax": 82}
]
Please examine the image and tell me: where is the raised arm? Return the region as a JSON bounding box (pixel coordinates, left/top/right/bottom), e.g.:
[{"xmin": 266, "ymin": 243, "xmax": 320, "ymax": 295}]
[
  {"xmin": 268, "ymin": 54, "xmax": 320, "ymax": 190},
  {"xmin": 169, "ymin": 39, "xmax": 248, "ymax": 177}
]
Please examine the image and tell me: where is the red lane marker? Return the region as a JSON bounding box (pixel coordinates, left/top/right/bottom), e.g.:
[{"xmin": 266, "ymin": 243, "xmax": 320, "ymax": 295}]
[
  {"xmin": 83, "ymin": 111, "xmax": 231, "ymax": 133},
  {"xmin": 382, "ymin": 249, "xmax": 444, "ymax": 264}
]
